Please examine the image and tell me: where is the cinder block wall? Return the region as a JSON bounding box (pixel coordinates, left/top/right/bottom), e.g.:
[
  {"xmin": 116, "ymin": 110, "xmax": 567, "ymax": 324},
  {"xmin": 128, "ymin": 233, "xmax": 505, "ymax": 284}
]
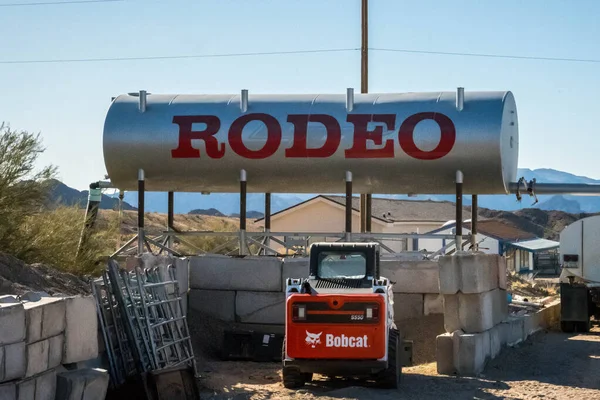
[{"xmin": 187, "ymin": 255, "xmax": 446, "ymax": 364}]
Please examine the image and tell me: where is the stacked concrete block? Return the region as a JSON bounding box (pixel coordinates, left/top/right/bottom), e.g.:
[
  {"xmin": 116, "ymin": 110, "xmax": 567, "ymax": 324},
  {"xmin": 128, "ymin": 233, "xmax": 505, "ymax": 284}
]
[
  {"xmin": 190, "ymin": 255, "xmax": 283, "ymax": 292},
  {"xmin": 189, "ymin": 289, "xmax": 235, "ymax": 322},
  {"xmin": 55, "ymin": 368, "xmax": 109, "ymax": 400},
  {"xmin": 16, "ymin": 369, "xmax": 56, "ymax": 400},
  {"xmin": 424, "ymin": 294, "xmax": 444, "ymax": 315},
  {"xmin": 380, "ymin": 260, "xmax": 439, "ymax": 294},
  {"xmin": 281, "ymin": 258, "xmax": 309, "ymax": 290},
  {"xmin": 436, "ymin": 254, "xmax": 509, "ymax": 376},
  {"xmin": 0, "ymin": 301, "xmax": 26, "ymax": 385},
  {"xmin": 393, "ymin": 294, "xmax": 424, "ymax": 320},
  {"xmin": 63, "ymin": 297, "xmax": 98, "ymax": 365},
  {"xmin": 236, "ymin": 291, "xmax": 285, "ymax": 324}
]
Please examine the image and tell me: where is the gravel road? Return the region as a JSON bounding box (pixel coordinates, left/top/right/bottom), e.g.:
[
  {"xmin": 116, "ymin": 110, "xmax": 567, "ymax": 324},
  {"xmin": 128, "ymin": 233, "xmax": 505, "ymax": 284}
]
[{"xmin": 197, "ymin": 326, "xmax": 600, "ymax": 400}]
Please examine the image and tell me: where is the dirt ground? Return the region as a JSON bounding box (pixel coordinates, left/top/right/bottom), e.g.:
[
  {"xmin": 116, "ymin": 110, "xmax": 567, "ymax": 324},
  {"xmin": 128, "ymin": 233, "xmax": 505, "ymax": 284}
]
[{"xmin": 195, "ymin": 326, "xmax": 600, "ymax": 400}]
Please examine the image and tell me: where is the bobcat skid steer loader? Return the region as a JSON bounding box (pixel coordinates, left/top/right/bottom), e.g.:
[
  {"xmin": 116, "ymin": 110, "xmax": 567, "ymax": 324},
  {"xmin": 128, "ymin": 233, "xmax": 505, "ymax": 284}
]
[{"xmin": 282, "ymin": 242, "xmax": 405, "ymax": 389}]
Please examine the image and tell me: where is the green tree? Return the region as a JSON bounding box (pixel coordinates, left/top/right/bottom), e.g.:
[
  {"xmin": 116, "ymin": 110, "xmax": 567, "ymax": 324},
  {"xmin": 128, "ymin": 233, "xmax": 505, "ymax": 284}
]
[{"xmin": 0, "ymin": 122, "xmax": 57, "ymax": 258}]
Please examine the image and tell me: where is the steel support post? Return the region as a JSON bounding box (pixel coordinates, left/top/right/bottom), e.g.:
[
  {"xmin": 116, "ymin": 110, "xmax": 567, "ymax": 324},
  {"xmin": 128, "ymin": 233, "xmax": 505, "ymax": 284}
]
[
  {"xmin": 239, "ymin": 170, "xmax": 247, "ymax": 255},
  {"xmin": 345, "ymin": 171, "xmax": 353, "ymax": 241},
  {"xmin": 455, "ymin": 170, "xmax": 463, "ymax": 252},
  {"xmin": 471, "ymin": 194, "xmax": 478, "ymax": 251},
  {"xmin": 137, "ymin": 169, "xmax": 145, "ymax": 255},
  {"xmin": 167, "ymin": 191, "xmax": 174, "ymax": 249},
  {"xmin": 265, "ymin": 193, "xmax": 271, "ymax": 255}
]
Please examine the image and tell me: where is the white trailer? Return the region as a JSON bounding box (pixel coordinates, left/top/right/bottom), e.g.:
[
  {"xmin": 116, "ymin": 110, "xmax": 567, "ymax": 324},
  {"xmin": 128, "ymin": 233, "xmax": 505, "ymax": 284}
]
[{"xmin": 558, "ymin": 215, "xmax": 600, "ymax": 332}]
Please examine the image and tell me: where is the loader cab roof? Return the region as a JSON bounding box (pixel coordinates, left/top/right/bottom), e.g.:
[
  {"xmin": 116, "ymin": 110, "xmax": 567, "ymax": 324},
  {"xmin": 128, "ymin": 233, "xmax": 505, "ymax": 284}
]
[{"xmin": 308, "ymin": 242, "xmax": 381, "ymax": 281}]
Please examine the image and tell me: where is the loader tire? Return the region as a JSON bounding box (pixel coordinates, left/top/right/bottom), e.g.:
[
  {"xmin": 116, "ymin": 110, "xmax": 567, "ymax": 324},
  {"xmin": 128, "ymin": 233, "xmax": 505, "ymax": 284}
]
[
  {"xmin": 378, "ymin": 328, "xmax": 401, "ymax": 389},
  {"xmin": 282, "ymin": 338, "xmax": 306, "ymax": 389}
]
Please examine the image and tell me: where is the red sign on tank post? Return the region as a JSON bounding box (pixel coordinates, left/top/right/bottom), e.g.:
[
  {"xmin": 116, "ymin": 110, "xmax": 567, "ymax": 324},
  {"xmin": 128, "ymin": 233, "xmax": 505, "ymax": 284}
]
[{"xmin": 171, "ymin": 112, "xmax": 456, "ymax": 160}]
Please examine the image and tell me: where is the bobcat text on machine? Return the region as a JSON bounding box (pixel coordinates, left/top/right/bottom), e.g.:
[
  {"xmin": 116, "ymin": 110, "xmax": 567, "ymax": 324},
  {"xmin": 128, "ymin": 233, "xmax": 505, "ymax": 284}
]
[{"xmin": 282, "ymin": 242, "xmax": 406, "ymax": 389}]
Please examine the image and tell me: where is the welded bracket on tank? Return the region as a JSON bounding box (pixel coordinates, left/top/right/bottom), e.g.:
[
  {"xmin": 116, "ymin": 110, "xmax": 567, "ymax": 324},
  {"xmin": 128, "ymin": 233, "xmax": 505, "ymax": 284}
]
[{"xmin": 514, "ymin": 177, "xmax": 538, "ymax": 205}]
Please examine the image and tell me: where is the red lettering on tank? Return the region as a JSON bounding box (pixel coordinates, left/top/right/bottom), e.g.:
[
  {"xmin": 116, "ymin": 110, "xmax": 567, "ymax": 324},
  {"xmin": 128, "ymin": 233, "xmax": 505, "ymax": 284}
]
[
  {"xmin": 285, "ymin": 114, "xmax": 341, "ymax": 158},
  {"xmin": 398, "ymin": 112, "xmax": 456, "ymax": 160},
  {"xmin": 345, "ymin": 114, "xmax": 395, "ymax": 158},
  {"xmin": 229, "ymin": 113, "xmax": 282, "ymax": 159},
  {"xmin": 171, "ymin": 115, "xmax": 224, "ymax": 158}
]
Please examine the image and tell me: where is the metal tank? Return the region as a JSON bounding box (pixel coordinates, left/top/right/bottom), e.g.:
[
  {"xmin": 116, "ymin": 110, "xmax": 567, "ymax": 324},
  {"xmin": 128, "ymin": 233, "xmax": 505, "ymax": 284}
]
[{"xmin": 102, "ymin": 89, "xmax": 518, "ymax": 194}]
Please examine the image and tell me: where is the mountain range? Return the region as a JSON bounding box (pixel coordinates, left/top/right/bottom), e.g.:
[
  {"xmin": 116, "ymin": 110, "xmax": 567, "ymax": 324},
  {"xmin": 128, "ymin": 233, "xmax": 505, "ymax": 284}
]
[{"xmin": 51, "ymin": 168, "xmax": 600, "ymax": 216}]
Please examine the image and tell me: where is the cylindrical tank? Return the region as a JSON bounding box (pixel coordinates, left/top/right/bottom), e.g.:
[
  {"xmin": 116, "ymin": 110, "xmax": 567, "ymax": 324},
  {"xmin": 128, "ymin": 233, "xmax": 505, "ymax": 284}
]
[{"xmin": 102, "ymin": 90, "xmax": 518, "ymax": 194}]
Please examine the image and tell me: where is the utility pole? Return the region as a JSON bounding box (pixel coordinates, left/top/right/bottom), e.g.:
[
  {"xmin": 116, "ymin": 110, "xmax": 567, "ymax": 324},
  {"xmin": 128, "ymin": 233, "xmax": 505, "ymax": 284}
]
[{"xmin": 360, "ymin": 0, "xmax": 372, "ymax": 233}]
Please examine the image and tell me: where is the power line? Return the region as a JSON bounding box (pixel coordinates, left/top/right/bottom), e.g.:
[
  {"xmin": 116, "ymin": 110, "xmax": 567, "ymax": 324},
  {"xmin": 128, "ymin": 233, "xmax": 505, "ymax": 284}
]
[
  {"xmin": 370, "ymin": 47, "xmax": 600, "ymax": 64},
  {"xmin": 1, "ymin": 46, "xmax": 598, "ymax": 66},
  {"xmin": 0, "ymin": 48, "xmax": 359, "ymax": 64},
  {"xmin": 0, "ymin": 0, "xmax": 122, "ymax": 6}
]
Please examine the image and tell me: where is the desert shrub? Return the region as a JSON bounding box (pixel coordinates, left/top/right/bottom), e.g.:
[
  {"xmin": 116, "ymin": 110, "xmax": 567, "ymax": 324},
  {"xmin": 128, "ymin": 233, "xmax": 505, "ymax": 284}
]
[
  {"xmin": 18, "ymin": 205, "xmax": 119, "ymax": 275},
  {"xmin": 0, "ymin": 122, "xmax": 116, "ymax": 275}
]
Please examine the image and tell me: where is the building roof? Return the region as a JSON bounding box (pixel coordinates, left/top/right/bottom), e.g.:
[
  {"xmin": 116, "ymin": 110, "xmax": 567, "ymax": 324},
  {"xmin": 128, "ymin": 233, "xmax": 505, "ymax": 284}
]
[
  {"xmin": 505, "ymin": 238, "xmax": 560, "ymax": 252},
  {"xmin": 464, "ymin": 220, "xmax": 537, "ymax": 242},
  {"xmin": 323, "ymin": 195, "xmax": 480, "ymax": 223},
  {"xmin": 256, "ymin": 195, "xmax": 483, "ymax": 224},
  {"xmin": 428, "ymin": 220, "xmax": 537, "ymax": 242}
]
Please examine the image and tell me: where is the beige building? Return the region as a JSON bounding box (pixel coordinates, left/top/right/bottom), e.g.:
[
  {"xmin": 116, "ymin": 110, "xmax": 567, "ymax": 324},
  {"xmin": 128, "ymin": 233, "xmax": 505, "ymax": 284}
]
[{"xmin": 254, "ymin": 195, "xmax": 476, "ymax": 254}]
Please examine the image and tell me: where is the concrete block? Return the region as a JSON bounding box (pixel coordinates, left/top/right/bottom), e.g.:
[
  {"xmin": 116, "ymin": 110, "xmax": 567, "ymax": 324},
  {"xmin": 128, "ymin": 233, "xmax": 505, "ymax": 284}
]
[
  {"xmin": 523, "ymin": 313, "xmax": 542, "ymax": 338},
  {"xmin": 455, "ymin": 330, "xmax": 490, "ymax": 376},
  {"xmin": 16, "ymin": 379, "xmax": 34, "ymax": 400},
  {"xmin": 444, "ymin": 290, "xmax": 499, "ymax": 333},
  {"xmin": 393, "ymin": 294, "xmax": 424, "ymax": 321},
  {"xmin": 282, "ymin": 258, "xmax": 309, "ymax": 290},
  {"xmin": 25, "ymin": 340, "xmax": 49, "ymax": 378},
  {"xmin": 498, "ymin": 257, "xmax": 507, "ymax": 290},
  {"xmin": 48, "ymin": 335, "xmax": 64, "ymax": 369},
  {"xmin": 0, "ymin": 302, "xmax": 25, "ymax": 345},
  {"xmin": 189, "ymin": 255, "xmax": 283, "ymax": 292},
  {"xmin": 435, "ymin": 333, "xmax": 456, "ymax": 375},
  {"xmin": 424, "ymin": 294, "xmax": 444, "ymax": 315},
  {"xmin": 0, "ymin": 382, "xmax": 16, "ymax": 400},
  {"xmin": 438, "ymin": 256, "xmax": 461, "ymax": 294},
  {"xmin": 55, "ymin": 368, "xmax": 109, "ymax": 400},
  {"xmin": 0, "ymin": 342, "xmax": 26, "ymax": 382},
  {"xmin": 175, "ymin": 257, "xmax": 190, "ymax": 295},
  {"xmin": 501, "ymin": 317, "xmax": 525, "ymax": 346},
  {"xmin": 189, "ymin": 290, "xmax": 235, "ymax": 322},
  {"xmin": 63, "ymin": 296, "xmax": 98, "ymax": 364},
  {"xmin": 496, "ymin": 290, "xmax": 509, "ymax": 325},
  {"xmin": 381, "ymin": 260, "xmax": 440, "ymax": 294},
  {"xmin": 489, "ymin": 324, "xmax": 502, "ymax": 359},
  {"xmin": 19, "ymin": 369, "xmax": 57, "ymax": 400},
  {"xmin": 439, "ymin": 254, "xmax": 501, "ymax": 294},
  {"xmin": 236, "ymin": 291, "xmax": 285, "ymax": 324},
  {"xmin": 23, "ymin": 298, "xmax": 66, "ymax": 344}
]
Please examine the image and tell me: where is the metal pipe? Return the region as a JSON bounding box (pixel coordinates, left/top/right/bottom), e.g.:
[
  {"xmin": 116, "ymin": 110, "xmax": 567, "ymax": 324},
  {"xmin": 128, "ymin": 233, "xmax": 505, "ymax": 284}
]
[
  {"xmin": 240, "ymin": 169, "xmax": 247, "ymax": 255},
  {"xmin": 241, "ymin": 89, "xmax": 248, "ymax": 112},
  {"xmin": 138, "ymin": 169, "xmax": 145, "ymax": 254},
  {"xmin": 471, "ymin": 194, "xmax": 478, "ymax": 251},
  {"xmin": 139, "ymin": 90, "xmax": 147, "ymax": 113},
  {"xmin": 508, "ymin": 182, "xmax": 600, "ymax": 195},
  {"xmin": 456, "ymin": 87, "xmax": 464, "ymax": 111},
  {"xmin": 345, "ymin": 171, "xmax": 353, "ymax": 239},
  {"xmin": 360, "ymin": 194, "xmax": 366, "ymax": 233},
  {"xmin": 346, "ymin": 88, "xmax": 354, "ymax": 112},
  {"xmin": 455, "ymin": 170, "xmax": 463, "ymax": 252}
]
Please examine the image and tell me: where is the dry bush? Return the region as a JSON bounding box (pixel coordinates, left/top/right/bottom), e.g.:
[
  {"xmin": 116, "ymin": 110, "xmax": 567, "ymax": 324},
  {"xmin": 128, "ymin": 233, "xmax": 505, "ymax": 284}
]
[{"xmin": 18, "ymin": 205, "xmax": 119, "ymax": 275}]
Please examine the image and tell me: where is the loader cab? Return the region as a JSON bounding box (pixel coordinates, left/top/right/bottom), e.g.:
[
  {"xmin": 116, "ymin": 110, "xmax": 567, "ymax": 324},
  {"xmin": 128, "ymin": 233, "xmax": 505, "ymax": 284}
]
[{"xmin": 307, "ymin": 242, "xmax": 381, "ymax": 289}]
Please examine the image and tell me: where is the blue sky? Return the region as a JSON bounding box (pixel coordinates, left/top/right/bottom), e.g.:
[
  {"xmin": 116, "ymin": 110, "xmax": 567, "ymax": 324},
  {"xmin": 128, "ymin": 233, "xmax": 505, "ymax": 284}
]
[{"xmin": 1, "ymin": 0, "xmax": 599, "ymax": 190}]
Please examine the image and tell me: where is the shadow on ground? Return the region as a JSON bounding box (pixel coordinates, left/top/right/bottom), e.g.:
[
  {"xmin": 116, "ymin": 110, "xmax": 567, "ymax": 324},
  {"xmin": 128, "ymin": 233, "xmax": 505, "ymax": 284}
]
[{"xmin": 196, "ymin": 326, "xmax": 600, "ymax": 399}]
